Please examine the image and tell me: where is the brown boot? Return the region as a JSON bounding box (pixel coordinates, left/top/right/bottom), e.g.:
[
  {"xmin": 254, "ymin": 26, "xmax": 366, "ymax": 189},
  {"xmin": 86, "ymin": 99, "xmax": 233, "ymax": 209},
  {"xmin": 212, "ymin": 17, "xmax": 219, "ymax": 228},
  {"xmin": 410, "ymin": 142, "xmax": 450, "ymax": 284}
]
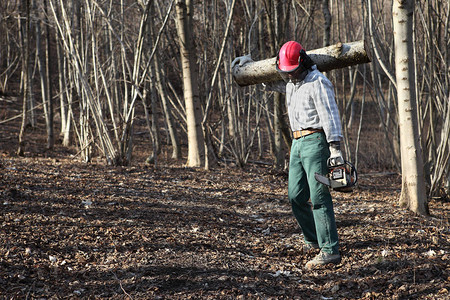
[{"xmin": 305, "ymin": 251, "xmax": 341, "ymax": 269}]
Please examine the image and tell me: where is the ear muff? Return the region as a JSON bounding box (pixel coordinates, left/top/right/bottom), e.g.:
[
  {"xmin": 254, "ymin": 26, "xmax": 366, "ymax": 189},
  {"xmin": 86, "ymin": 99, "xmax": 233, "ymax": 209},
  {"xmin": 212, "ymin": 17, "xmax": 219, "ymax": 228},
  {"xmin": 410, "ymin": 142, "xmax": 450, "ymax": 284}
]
[{"xmin": 299, "ymin": 50, "xmax": 314, "ymax": 70}]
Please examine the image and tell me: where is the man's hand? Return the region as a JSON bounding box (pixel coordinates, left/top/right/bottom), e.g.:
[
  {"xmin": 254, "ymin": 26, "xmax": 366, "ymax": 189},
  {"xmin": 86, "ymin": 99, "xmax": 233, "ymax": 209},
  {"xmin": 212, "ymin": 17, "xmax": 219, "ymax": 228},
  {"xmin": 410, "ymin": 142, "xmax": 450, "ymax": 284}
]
[
  {"xmin": 231, "ymin": 54, "xmax": 253, "ymax": 69},
  {"xmin": 328, "ymin": 142, "xmax": 345, "ymax": 167}
]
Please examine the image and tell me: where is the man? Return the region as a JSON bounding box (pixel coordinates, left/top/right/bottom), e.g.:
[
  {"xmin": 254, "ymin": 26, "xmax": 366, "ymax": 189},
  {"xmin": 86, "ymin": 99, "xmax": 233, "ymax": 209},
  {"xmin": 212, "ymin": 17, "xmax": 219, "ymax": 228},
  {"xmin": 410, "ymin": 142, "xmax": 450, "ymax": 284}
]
[{"xmin": 232, "ymin": 41, "xmax": 343, "ymax": 268}]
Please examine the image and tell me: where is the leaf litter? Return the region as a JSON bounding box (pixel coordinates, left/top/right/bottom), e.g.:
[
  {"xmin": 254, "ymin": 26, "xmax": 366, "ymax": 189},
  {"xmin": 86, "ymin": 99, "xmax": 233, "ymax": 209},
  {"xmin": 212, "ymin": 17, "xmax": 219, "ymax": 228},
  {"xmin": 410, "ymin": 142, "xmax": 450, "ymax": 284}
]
[{"xmin": 0, "ymin": 157, "xmax": 448, "ymax": 299}]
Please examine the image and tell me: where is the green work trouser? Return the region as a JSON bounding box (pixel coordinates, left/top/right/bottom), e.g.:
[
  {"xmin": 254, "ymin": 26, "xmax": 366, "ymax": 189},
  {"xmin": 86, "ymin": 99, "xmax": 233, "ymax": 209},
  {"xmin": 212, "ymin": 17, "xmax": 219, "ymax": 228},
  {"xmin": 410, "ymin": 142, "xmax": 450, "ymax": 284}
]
[{"xmin": 288, "ymin": 131, "xmax": 339, "ymax": 254}]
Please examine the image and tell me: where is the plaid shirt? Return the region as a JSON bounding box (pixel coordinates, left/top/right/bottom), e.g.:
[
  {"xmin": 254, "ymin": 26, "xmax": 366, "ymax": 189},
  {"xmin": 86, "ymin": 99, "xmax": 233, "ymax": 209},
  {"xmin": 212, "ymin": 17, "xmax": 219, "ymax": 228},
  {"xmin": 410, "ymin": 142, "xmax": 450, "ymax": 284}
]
[{"xmin": 269, "ymin": 66, "xmax": 343, "ymax": 143}]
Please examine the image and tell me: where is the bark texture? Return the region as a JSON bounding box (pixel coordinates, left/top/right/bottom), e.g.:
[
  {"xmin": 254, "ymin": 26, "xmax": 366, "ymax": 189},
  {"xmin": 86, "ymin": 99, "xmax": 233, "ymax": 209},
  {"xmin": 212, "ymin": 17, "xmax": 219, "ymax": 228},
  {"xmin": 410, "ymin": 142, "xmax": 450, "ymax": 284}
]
[
  {"xmin": 393, "ymin": 0, "xmax": 428, "ymax": 215},
  {"xmin": 232, "ymin": 40, "xmax": 371, "ymax": 86},
  {"xmin": 175, "ymin": 0, "xmax": 204, "ymax": 167}
]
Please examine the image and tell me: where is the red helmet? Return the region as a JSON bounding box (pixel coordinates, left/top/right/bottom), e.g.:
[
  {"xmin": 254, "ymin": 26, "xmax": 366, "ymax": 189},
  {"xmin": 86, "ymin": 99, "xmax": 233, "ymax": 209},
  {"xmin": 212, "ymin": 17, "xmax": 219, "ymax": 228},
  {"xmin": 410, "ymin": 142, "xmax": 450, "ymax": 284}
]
[{"xmin": 277, "ymin": 41, "xmax": 304, "ymax": 72}]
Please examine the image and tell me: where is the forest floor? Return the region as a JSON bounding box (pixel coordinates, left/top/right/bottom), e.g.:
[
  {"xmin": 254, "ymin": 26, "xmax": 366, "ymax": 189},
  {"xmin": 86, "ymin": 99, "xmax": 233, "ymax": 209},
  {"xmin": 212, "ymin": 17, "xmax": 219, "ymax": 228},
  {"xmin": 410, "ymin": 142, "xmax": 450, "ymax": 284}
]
[{"xmin": 0, "ymin": 97, "xmax": 449, "ymax": 299}]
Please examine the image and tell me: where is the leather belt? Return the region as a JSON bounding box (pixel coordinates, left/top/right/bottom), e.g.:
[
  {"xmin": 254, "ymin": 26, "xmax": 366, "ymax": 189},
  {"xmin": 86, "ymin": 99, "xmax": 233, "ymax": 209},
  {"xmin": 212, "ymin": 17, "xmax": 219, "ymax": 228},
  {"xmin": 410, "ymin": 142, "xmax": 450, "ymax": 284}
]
[{"xmin": 292, "ymin": 128, "xmax": 323, "ymax": 139}]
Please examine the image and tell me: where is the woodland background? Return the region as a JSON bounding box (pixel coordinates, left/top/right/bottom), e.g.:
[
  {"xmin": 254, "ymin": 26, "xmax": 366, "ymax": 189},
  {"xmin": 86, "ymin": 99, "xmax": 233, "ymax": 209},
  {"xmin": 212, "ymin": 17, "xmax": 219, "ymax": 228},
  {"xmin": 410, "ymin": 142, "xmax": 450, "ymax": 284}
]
[
  {"xmin": 0, "ymin": 0, "xmax": 448, "ymax": 196},
  {"xmin": 0, "ymin": 0, "xmax": 449, "ymax": 299}
]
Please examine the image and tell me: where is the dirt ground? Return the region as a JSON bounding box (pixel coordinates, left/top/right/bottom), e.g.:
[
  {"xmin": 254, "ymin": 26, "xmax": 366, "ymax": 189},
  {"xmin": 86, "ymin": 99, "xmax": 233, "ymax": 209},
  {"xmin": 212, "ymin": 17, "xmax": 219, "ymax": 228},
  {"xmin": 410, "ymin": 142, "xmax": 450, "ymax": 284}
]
[{"xmin": 0, "ymin": 98, "xmax": 449, "ymax": 299}]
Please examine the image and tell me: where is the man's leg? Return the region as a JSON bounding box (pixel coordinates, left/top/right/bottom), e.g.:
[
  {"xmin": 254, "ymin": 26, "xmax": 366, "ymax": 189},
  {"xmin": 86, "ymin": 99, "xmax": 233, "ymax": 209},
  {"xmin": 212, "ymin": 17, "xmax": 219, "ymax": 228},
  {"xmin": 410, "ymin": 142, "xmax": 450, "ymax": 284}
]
[
  {"xmin": 288, "ymin": 139, "xmax": 317, "ymax": 245},
  {"xmin": 300, "ymin": 133, "xmax": 339, "ymax": 255}
]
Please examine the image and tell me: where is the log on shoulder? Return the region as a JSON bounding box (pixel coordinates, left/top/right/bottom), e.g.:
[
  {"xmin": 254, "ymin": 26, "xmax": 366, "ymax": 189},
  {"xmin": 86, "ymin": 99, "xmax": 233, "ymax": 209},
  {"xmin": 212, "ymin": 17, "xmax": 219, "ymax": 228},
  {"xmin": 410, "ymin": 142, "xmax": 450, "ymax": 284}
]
[{"xmin": 232, "ymin": 40, "xmax": 371, "ymax": 87}]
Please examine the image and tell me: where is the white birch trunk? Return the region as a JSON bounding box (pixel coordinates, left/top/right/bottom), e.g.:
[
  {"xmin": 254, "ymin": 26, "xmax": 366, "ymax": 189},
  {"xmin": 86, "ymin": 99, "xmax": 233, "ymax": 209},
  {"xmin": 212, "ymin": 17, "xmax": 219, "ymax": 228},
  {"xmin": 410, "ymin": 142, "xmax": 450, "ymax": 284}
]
[
  {"xmin": 175, "ymin": 0, "xmax": 204, "ymax": 167},
  {"xmin": 393, "ymin": 0, "xmax": 428, "ymax": 215}
]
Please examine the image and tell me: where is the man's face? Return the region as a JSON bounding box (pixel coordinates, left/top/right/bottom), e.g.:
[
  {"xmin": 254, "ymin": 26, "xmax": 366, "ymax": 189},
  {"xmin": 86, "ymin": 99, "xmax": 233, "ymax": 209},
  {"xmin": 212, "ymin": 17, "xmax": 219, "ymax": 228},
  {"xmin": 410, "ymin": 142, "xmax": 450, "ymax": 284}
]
[{"xmin": 277, "ymin": 64, "xmax": 307, "ymax": 83}]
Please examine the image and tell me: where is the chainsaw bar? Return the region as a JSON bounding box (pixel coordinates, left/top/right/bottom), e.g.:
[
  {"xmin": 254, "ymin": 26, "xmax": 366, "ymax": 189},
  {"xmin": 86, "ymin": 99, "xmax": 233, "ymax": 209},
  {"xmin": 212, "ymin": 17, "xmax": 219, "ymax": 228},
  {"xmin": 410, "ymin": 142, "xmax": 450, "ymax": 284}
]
[
  {"xmin": 315, "ymin": 161, "xmax": 357, "ymax": 193},
  {"xmin": 314, "ymin": 173, "xmax": 331, "ymax": 187}
]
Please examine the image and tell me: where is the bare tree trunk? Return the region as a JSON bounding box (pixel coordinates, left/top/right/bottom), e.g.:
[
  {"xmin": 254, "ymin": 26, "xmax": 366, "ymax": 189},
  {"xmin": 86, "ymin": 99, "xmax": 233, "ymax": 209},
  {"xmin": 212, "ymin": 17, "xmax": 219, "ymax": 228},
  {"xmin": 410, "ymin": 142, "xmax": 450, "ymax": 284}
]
[
  {"xmin": 58, "ymin": 40, "xmax": 72, "ymax": 147},
  {"xmin": 322, "ymin": 0, "xmax": 331, "ymax": 47},
  {"xmin": 273, "ymin": 92, "xmax": 284, "ymax": 167},
  {"xmin": 149, "ymin": 83, "xmax": 161, "ymax": 165},
  {"xmin": 153, "ymin": 56, "xmax": 180, "ymax": 159},
  {"xmin": 202, "ymin": 0, "xmax": 236, "ymax": 169},
  {"xmin": 116, "ymin": 0, "xmax": 153, "ymax": 165},
  {"xmin": 393, "ymin": 0, "xmax": 428, "ymax": 215},
  {"xmin": 53, "ymin": 0, "xmax": 70, "ymax": 147},
  {"xmin": 35, "ymin": 0, "xmax": 54, "ymax": 150},
  {"xmin": 355, "ymin": 64, "xmax": 367, "ymax": 171},
  {"xmin": 148, "ymin": 1, "xmax": 180, "ymax": 160},
  {"xmin": 257, "ymin": 6, "xmax": 274, "ymax": 160},
  {"xmin": 273, "ymin": 0, "xmax": 286, "ymax": 168},
  {"xmin": 175, "ymin": 0, "xmax": 204, "ymax": 167},
  {"xmin": 263, "ymin": 0, "xmax": 286, "ymax": 168},
  {"xmin": 44, "ymin": 0, "xmax": 54, "ymax": 150},
  {"xmin": 17, "ymin": 0, "xmax": 31, "ymax": 156}
]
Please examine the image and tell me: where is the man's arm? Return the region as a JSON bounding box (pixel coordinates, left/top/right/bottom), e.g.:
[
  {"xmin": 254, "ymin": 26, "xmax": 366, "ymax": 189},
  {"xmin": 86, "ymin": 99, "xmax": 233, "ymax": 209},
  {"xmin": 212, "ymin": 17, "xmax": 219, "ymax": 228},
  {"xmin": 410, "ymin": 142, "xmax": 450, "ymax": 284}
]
[
  {"xmin": 313, "ymin": 77, "xmax": 343, "ymax": 143},
  {"xmin": 313, "ymin": 76, "xmax": 344, "ymax": 165}
]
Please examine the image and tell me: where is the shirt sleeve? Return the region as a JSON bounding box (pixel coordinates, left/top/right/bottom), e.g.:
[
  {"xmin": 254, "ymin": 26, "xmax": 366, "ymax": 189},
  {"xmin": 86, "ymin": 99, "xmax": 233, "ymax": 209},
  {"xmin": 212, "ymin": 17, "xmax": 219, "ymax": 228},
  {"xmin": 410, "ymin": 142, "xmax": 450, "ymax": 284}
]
[{"xmin": 313, "ymin": 77, "xmax": 343, "ymax": 143}]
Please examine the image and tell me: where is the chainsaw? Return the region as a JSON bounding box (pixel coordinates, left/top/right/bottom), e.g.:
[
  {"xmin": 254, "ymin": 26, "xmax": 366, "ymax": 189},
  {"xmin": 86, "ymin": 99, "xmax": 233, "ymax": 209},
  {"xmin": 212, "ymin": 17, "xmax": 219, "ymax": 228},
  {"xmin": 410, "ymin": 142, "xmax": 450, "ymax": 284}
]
[{"xmin": 315, "ymin": 161, "xmax": 357, "ymax": 192}]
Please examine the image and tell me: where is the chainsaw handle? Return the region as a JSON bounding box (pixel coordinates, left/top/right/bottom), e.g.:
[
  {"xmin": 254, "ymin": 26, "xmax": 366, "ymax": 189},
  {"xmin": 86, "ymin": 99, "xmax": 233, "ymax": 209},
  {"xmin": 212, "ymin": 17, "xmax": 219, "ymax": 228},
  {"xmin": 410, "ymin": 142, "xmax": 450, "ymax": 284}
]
[{"xmin": 327, "ymin": 157, "xmax": 345, "ymax": 168}]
